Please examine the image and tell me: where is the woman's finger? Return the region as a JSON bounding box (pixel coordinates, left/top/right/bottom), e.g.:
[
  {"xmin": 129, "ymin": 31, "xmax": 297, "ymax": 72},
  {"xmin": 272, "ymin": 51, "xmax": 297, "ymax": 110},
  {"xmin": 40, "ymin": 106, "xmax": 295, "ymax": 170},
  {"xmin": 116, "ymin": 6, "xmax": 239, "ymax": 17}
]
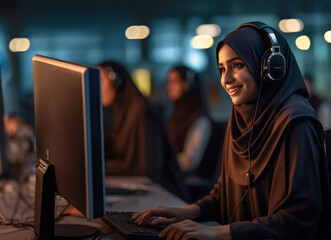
[
  {"xmin": 159, "ymin": 224, "xmax": 173, "ymax": 238},
  {"xmin": 136, "ymin": 210, "xmax": 154, "ymax": 225},
  {"xmin": 151, "ymin": 217, "xmax": 177, "ymax": 226},
  {"xmin": 182, "ymin": 231, "xmax": 199, "ymax": 240},
  {"xmin": 173, "ymin": 228, "xmax": 186, "ymax": 240},
  {"xmin": 165, "ymin": 225, "xmax": 178, "ymax": 240},
  {"xmin": 131, "ymin": 210, "xmax": 147, "ymax": 220}
]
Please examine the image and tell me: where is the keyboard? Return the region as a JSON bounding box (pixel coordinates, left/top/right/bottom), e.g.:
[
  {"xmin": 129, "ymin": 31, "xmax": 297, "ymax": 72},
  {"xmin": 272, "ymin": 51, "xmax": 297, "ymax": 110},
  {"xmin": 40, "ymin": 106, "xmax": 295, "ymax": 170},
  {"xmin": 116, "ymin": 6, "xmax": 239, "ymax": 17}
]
[{"xmin": 102, "ymin": 211, "xmax": 165, "ymax": 239}]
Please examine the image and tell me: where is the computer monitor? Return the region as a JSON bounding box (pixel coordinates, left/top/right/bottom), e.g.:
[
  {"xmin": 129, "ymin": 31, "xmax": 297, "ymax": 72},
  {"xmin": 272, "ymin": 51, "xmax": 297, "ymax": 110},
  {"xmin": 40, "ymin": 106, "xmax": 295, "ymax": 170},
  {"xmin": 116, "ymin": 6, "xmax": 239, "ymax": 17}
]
[
  {"xmin": 32, "ymin": 55, "xmax": 105, "ymax": 239},
  {"xmin": 0, "ymin": 67, "xmax": 9, "ymax": 178}
]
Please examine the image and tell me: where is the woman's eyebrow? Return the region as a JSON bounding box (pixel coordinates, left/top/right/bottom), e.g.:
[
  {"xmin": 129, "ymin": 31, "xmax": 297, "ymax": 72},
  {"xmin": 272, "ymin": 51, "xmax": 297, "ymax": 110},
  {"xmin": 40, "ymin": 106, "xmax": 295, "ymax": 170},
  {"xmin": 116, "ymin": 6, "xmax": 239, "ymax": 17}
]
[{"xmin": 218, "ymin": 57, "xmax": 241, "ymax": 66}]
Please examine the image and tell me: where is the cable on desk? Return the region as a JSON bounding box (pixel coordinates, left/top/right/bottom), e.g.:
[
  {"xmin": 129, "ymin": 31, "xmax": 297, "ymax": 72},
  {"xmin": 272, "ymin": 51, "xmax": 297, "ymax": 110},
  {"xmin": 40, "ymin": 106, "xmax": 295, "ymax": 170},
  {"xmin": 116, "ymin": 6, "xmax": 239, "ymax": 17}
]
[
  {"xmin": 18, "ymin": 190, "xmax": 34, "ymax": 209},
  {"xmin": 19, "ymin": 206, "xmax": 33, "ymax": 223},
  {"xmin": 1, "ymin": 168, "xmax": 33, "ymax": 217},
  {"xmin": 0, "ymin": 225, "xmax": 31, "ymax": 234},
  {"xmin": 0, "ymin": 175, "xmax": 34, "ymax": 227},
  {"xmin": 0, "ymin": 212, "xmax": 7, "ymax": 223},
  {"xmin": 8, "ymin": 179, "xmax": 24, "ymax": 225},
  {"xmin": 1, "ymin": 181, "xmax": 15, "ymax": 210}
]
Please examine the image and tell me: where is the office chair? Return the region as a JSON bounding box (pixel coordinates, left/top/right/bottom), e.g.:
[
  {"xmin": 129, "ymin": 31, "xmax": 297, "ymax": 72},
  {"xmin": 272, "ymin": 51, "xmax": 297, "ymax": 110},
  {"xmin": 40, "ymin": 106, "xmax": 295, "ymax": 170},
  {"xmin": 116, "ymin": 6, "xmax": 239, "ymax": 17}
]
[{"xmin": 185, "ymin": 120, "xmax": 227, "ymax": 202}]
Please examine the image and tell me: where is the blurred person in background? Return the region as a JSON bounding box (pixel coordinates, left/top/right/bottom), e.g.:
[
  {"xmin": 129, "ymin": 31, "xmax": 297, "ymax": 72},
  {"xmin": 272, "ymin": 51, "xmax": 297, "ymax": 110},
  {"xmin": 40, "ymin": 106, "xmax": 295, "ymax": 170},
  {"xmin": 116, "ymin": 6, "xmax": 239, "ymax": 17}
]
[
  {"xmin": 4, "ymin": 114, "xmax": 35, "ymax": 165},
  {"xmin": 303, "ymin": 74, "xmax": 331, "ymax": 128},
  {"xmin": 98, "ymin": 61, "xmax": 189, "ymax": 201},
  {"xmin": 165, "ymin": 66, "xmax": 212, "ymax": 175}
]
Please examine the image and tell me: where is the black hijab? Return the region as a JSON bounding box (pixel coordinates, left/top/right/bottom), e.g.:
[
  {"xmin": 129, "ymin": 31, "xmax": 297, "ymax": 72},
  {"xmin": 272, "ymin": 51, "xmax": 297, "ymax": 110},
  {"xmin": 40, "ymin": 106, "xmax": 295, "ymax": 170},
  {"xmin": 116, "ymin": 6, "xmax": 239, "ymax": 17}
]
[
  {"xmin": 216, "ymin": 24, "xmax": 320, "ymax": 186},
  {"xmin": 166, "ymin": 66, "xmax": 208, "ymax": 153}
]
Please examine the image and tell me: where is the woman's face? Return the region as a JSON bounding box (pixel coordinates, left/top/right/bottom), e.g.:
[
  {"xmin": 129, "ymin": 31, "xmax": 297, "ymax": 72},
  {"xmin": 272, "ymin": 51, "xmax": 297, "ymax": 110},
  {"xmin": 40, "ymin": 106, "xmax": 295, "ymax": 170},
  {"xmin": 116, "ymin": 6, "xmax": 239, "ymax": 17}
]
[
  {"xmin": 166, "ymin": 70, "xmax": 189, "ymax": 101},
  {"xmin": 100, "ymin": 67, "xmax": 116, "ymax": 107},
  {"xmin": 218, "ymin": 44, "xmax": 259, "ymax": 105}
]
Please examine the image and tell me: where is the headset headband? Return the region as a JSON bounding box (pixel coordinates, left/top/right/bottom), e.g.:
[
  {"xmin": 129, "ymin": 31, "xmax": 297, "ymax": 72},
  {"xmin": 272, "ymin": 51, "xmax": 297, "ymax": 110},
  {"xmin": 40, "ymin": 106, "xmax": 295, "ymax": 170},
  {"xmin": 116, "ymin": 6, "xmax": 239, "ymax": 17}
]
[{"xmin": 235, "ymin": 21, "xmax": 286, "ymax": 82}]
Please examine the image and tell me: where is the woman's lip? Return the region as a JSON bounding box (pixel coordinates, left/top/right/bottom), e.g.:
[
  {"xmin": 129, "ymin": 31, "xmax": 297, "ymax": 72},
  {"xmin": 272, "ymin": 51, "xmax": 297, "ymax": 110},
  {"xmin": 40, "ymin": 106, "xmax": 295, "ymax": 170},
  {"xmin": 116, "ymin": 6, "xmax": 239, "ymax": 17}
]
[{"xmin": 227, "ymin": 86, "xmax": 242, "ymax": 96}]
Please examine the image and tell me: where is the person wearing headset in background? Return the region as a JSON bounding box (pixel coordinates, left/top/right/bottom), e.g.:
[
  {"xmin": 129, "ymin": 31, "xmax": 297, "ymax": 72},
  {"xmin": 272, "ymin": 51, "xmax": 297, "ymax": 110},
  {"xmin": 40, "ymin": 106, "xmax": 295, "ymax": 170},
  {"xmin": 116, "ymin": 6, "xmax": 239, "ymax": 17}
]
[
  {"xmin": 165, "ymin": 66, "xmax": 212, "ymax": 175},
  {"xmin": 132, "ymin": 22, "xmax": 331, "ymax": 240},
  {"xmin": 98, "ymin": 61, "xmax": 190, "ymax": 201}
]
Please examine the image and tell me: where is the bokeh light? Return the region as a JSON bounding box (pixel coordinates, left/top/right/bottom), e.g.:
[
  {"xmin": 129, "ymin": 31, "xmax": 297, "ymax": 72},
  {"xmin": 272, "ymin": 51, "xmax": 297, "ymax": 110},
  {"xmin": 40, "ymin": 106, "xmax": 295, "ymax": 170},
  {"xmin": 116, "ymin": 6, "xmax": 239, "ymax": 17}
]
[
  {"xmin": 191, "ymin": 35, "xmax": 214, "ymax": 49},
  {"xmin": 295, "ymin": 35, "xmax": 311, "ymax": 50},
  {"xmin": 196, "ymin": 24, "xmax": 221, "ymax": 37},
  {"xmin": 125, "ymin": 25, "xmax": 150, "ymax": 39},
  {"xmin": 279, "ymin": 19, "xmax": 304, "ymax": 33},
  {"xmin": 9, "ymin": 38, "xmax": 30, "ymax": 52},
  {"xmin": 324, "ymin": 30, "xmax": 331, "ymax": 43}
]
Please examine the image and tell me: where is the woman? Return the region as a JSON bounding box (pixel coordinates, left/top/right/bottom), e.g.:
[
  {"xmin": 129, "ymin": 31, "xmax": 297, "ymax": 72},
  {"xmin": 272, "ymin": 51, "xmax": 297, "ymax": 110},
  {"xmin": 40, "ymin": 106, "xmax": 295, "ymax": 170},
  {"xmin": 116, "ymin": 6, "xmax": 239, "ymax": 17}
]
[
  {"xmin": 98, "ymin": 61, "xmax": 189, "ymax": 201},
  {"xmin": 132, "ymin": 22, "xmax": 331, "ymax": 239},
  {"xmin": 166, "ymin": 66, "xmax": 212, "ymax": 174}
]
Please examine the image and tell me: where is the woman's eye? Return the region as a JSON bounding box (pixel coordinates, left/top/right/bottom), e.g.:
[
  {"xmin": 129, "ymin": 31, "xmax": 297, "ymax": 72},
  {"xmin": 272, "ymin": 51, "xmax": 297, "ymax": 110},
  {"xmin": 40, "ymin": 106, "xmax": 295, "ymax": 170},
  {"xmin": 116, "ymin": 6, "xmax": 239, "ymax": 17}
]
[
  {"xmin": 219, "ymin": 67, "xmax": 225, "ymax": 73},
  {"xmin": 233, "ymin": 63, "xmax": 244, "ymax": 69}
]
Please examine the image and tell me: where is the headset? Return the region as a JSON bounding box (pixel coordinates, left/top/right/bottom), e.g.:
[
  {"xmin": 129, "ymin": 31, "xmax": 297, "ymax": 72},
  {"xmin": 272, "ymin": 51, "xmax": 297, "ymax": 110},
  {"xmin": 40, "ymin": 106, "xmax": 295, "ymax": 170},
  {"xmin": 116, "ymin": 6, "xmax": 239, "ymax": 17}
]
[
  {"xmin": 105, "ymin": 66, "xmax": 124, "ymax": 90},
  {"xmin": 173, "ymin": 66, "xmax": 197, "ymax": 91},
  {"xmin": 235, "ymin": 21, "xmax": 286, "ymax": 82}
]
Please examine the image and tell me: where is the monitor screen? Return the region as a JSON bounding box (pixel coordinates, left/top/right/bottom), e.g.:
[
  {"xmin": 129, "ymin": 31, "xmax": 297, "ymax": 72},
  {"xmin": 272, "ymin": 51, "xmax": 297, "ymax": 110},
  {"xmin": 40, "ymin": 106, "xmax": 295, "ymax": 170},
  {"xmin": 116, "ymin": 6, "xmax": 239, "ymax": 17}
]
[
  {"xmin": 32, "ymin": 55, "xmax": 105, "ymax": 238},
  {"xmin": 0, "ymin": 67, "xmax": 9, "ymax": 178}
]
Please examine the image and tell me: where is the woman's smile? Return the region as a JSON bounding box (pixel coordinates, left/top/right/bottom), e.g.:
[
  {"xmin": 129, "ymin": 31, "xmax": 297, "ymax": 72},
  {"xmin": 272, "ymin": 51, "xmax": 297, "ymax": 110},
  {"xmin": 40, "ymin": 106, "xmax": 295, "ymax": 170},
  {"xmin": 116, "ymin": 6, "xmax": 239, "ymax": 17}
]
[{"xmin": 227, "ymin": 85, "xmax": 242, "ymax": 96}]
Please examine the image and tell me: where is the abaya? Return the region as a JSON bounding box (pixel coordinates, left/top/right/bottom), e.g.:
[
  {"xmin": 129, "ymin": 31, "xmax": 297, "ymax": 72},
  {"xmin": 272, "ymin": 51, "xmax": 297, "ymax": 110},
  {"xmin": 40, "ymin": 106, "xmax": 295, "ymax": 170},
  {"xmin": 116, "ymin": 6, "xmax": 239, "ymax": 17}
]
[
  {"xmin": 195, "ymin": 24, "xmax": 331, "ymax": 240},
  {"xmin": 101, "ymin": 61, "xmax": 190, "ymax": 201}
]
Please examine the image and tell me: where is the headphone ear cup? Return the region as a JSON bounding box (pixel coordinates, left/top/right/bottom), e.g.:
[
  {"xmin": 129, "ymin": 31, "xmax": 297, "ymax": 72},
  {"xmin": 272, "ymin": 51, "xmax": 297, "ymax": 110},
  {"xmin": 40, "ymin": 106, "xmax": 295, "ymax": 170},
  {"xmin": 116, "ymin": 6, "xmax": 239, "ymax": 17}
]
[
  {"xmin": 106, "ymin": 66, "xmax": 124, "ymax": 90},
  {"xmin": 261, "ymin": 50, "xmax": 286, "ymax": 82},
  {"xmin": 113, "ymin": 76, "xmax": 123, "ymax": 90},
  {"xmin": 261, "ymin": 49, "xmax": 271, "ymax": 82}
]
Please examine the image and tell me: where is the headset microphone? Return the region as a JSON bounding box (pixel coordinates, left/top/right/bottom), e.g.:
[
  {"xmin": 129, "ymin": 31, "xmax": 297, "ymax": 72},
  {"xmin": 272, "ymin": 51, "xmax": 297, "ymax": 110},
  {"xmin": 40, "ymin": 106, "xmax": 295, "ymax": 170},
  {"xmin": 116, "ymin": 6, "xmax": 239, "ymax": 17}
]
[{"xmin": 245, "ymin": 172, "xmax": 254, "ymax": 188}]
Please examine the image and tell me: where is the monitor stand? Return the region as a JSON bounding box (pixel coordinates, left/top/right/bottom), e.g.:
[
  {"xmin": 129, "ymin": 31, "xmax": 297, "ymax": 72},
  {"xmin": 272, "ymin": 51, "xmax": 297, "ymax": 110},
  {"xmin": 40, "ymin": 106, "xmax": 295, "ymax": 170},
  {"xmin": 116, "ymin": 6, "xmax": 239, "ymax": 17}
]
[{"xmin": 34, "ymin": 159, "xmax": 99, "ymax": 239}]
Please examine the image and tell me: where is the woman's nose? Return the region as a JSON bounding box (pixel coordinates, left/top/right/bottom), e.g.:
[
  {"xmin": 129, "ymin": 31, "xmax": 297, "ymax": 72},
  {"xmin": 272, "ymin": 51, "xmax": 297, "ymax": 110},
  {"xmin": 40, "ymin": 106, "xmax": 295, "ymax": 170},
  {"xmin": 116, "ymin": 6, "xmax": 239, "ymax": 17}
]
[{"xmin": 222, "ymin": 70, "xmax": 234, "ymax": 85}]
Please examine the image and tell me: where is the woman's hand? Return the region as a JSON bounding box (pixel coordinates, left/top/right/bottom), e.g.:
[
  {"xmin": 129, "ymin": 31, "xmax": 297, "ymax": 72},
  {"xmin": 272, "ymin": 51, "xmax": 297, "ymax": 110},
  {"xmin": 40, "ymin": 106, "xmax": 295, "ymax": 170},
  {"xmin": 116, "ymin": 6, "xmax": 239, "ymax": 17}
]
[
  {"xmin": 131, "ymin": 204, "xmax": 201, "ymax": 226},
  {"xmin": 159, "ymin": 220, "xmax": 230, "ymax": 240}
]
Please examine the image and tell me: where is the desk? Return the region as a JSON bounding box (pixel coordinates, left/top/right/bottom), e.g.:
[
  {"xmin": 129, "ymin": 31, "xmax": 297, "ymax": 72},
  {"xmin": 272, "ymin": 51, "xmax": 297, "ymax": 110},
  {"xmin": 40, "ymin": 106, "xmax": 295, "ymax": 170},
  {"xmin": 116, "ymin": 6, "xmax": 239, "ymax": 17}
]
[
  {"xmin": 0, "ymin": 176, "xmax": 187, "ymax": 240},
  {"xmin": 105, "ymin": 176, "xmax": 187, "ymax": 212}
]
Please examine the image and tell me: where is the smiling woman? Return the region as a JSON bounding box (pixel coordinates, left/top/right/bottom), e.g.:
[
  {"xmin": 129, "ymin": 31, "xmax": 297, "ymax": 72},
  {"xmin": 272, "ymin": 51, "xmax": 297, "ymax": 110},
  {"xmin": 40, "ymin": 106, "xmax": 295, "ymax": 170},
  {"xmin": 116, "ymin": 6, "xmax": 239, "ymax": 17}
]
[{"xmin": 131, "ymin": 21, "xmax": 331, "ymax": 240}]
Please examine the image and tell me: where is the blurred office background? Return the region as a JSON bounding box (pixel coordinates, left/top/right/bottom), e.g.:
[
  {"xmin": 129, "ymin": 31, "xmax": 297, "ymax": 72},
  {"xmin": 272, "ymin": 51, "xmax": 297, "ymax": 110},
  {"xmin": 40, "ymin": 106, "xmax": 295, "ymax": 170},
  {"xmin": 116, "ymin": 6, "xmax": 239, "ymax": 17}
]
[{"xmin": 0, "ymin": 0, "xmax": 330, "ymax": 125}]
